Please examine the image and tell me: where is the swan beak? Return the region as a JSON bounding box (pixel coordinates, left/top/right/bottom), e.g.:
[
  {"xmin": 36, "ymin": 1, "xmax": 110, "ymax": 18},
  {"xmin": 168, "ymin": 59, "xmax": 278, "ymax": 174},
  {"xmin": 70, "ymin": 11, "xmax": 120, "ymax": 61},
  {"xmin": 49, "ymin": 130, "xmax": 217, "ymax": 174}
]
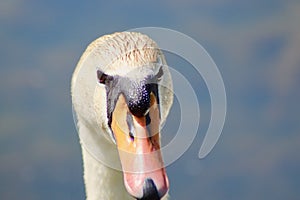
[{"xmin": 111, "ymin": 94, "xmax": 169, "ymax": 199}]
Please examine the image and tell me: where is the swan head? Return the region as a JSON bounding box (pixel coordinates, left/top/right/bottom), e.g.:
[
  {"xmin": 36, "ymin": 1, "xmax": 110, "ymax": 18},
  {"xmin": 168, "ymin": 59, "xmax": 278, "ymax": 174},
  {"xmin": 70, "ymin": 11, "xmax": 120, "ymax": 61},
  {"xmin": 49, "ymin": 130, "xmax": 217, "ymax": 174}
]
[{"xmin": 72, "ymin": 32, "xmax": 173, "ymax": 199}]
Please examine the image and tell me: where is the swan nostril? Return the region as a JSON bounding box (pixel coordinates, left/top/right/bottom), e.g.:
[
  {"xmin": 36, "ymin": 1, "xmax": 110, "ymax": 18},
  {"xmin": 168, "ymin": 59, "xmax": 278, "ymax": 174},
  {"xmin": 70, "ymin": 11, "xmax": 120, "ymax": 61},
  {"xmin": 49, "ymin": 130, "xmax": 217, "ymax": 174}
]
[{"xmin": 137, "ymin": 178, "xmax": 160, "ymax": 200}]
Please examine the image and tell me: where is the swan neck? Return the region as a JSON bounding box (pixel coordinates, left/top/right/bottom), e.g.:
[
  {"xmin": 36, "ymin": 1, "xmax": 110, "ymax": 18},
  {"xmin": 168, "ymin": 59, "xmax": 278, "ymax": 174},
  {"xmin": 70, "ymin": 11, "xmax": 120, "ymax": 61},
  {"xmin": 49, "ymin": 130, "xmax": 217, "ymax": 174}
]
[{"xmin": 81, "ymin": 145, "xmax": 134, "ymax": 200}]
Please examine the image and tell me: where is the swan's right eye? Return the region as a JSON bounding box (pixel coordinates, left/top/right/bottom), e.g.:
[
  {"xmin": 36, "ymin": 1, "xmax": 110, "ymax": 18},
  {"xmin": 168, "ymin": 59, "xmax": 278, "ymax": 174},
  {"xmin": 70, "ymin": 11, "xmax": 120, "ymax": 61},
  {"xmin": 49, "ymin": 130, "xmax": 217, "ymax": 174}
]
[{"xmin": 97, "ymin": 70, "xmax": 112, "ymax": 84}]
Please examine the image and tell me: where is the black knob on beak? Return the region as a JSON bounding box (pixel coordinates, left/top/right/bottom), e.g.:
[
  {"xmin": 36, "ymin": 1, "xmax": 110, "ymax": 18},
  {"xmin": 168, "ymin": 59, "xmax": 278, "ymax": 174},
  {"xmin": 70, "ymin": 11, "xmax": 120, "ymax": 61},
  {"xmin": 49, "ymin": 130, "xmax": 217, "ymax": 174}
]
[{"xmin": 128, "ymin": 83, "xmax": 151, "ymax": 117}]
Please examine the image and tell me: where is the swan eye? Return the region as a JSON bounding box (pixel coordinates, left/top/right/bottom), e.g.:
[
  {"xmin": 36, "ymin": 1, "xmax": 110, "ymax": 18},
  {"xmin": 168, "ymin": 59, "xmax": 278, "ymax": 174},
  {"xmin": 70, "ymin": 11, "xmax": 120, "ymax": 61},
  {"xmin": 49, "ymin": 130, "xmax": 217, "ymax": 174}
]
[
  {"xmin": 97, "ymin": 70, "xmax": 112, "ymax": 84},
  {"xmin": 156, "ymin": 67, "xmax": 164, "ymax": 81}
]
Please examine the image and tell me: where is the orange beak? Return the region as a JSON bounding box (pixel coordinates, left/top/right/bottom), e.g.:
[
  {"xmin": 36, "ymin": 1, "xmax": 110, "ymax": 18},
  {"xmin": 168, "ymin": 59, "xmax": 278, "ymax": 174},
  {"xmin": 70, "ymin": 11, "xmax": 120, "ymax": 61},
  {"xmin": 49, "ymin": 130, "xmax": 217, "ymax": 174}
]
[{"xmin": 111, "ymin": 93, "xmax": 169, "ymax": 199}]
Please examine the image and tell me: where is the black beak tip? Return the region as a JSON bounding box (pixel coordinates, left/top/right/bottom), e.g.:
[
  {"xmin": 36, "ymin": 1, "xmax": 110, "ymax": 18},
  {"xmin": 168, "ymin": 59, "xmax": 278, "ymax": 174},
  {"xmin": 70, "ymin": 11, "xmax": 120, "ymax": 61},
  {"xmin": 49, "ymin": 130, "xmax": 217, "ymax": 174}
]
[{"xmin": 137, "ymin": 178, "xmax": 160, "ymax": 200}]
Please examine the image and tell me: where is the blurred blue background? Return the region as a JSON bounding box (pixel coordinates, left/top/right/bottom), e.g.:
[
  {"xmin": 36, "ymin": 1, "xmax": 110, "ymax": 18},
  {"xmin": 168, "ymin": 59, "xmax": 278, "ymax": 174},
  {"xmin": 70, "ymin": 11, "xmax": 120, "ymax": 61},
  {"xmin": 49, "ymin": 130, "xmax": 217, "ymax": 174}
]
[{"xmin": 1, "ymin": 0, "xmax": 300, "ymax": 199}]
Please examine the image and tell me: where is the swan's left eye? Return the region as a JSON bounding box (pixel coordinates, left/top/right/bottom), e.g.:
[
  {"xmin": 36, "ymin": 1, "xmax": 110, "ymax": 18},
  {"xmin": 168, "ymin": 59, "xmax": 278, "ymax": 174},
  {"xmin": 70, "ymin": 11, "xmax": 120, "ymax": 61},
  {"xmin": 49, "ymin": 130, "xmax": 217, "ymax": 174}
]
[
  {"xmin": 97, "ymin": 70, "xmax": 112, "ymax": 84},
  {"xmin": 156, "ymin": 67, "xmax": 164, "ymax": 81}
]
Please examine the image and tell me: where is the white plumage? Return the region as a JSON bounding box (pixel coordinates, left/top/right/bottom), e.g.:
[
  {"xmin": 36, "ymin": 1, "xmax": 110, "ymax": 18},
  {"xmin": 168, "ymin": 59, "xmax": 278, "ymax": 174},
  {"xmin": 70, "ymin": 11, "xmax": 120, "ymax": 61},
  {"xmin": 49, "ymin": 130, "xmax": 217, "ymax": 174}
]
[{"xmin": 71, "ymin": 32, "xmax": 173, "ymax": 200}]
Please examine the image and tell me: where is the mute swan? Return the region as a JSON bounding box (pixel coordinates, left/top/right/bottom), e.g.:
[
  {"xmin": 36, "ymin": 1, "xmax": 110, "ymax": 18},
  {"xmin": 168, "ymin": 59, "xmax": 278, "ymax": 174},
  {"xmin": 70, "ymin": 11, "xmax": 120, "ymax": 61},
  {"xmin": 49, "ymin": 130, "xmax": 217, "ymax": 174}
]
[{"xmin": 71, "ymin": 32, "xmax": 173, "ymax": 200}]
